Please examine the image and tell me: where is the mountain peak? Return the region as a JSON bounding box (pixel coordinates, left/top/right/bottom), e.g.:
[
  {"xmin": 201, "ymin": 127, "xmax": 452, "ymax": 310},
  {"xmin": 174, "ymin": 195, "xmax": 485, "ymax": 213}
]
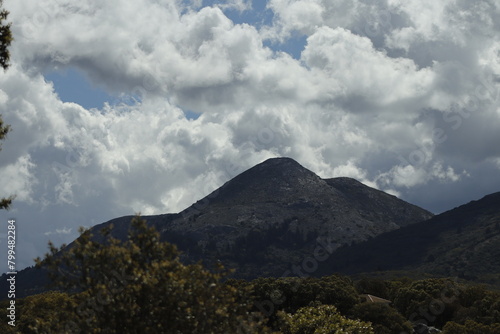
[
  {"xmin": 203, "ymin": 157, "xmax": 324, "ymax": 207},
  {"xmin": 164, "ymin": 156, "xmax": 433, "ymax": 278},
  {"xmin": 243, "ymin": 157, "xmax": 316, "ymax": 179},
  {"xmin": 257, "ymin": 156, "xmax": 304, "ymax": 168},
  {"xmin": 260, "ymin": 156, "xmax": 300, "ymax": 164}
]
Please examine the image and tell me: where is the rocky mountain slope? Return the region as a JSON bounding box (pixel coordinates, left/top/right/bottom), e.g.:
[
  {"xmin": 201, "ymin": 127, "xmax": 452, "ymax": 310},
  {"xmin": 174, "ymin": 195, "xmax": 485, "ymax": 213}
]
[
  {"xmin": 154, "ymin": 158, "xmax": 433, "ymax": 277},
  {"xmin": 2, "ymin": 157, "xmax": 434, "ymax": 297}
]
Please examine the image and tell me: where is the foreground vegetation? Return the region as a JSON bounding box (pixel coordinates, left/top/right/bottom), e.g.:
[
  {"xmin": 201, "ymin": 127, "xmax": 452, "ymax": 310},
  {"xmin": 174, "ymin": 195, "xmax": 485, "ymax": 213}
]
[{"xmin": 2, "ymin": 217, "xmax": 499, "ymax": 333}]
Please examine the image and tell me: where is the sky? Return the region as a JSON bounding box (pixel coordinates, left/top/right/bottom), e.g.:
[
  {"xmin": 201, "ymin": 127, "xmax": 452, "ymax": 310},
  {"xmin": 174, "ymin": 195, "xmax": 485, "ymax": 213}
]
[{"xmin": 0, "ymin": 0, "xmax": 499, "ymax": 270}]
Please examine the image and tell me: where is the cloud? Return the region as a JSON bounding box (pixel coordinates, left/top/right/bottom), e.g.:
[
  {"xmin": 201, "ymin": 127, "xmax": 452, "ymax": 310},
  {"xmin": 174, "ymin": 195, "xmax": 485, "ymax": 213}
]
[
  {"xmin": 0, "ymin": 154, "xmax": 36, "ymax": 202},
  {"xmin": 1, "ymin": 0, "xmax": 500, "ymax": 269},
  {"xmin": 377, "ymin": 162, "xmax": 464, "ymax": 189},
  {"xmin": 214, "ymin": 0, "xmax": 252, "ymax": 12},
  {"xmin": 44, "ymin": 226, "xmax": 72, "ymax": 236},
  {"xmin": 265, "ymin": 0, "xmax": 324, "ymax": 38},
  {"xmin": 301, "ymin": 26, "xmax": 435, "ymax": 105}
]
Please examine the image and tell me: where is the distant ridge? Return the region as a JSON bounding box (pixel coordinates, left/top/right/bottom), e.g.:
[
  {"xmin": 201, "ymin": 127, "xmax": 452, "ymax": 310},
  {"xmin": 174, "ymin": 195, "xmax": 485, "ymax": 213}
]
[{"xmin": 321, "ymin": 192, "xmax": 500, "ymax": 285}]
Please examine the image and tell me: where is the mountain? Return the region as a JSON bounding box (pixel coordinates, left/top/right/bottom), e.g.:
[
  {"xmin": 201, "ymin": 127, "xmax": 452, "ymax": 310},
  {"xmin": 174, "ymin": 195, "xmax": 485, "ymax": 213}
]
[
  {"xmin": 1, "ymin": 157, "xmax": 433, "ymax": 297},
  {"xmin": 151, "ymin": 157, "xmax": 433, "ymax": 278},
  {"xmin": 320, "ymin": 192, "xmax": 500, "ymax": 285}
]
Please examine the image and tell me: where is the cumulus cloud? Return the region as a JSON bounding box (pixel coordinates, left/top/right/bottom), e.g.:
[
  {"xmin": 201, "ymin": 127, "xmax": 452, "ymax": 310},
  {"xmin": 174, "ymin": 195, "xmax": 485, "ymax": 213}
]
[
  {"xmin": 377, "ymin": 162, "xmax": 464, "ymax": 189},
  {"xmin": 0, "ymin": 155, "xmax": 36, "ymax": 202},
  {"xmin": 301, "ymin": 26, "xmax": 435, "ymax": 105},
  {"xmin": 0, "ymin": 0, "xmax": 499, "ymax": 268},
  {"xmin": 215, "ymin": 0, "xmax": 252, "ymax": 12},
  {"xmin": 265, "ymin": 0, "xmax": 324, "ymax": 38},
  {"xmin": 44, "ymin": 226, "xmax": 72, "ymax": 236}
]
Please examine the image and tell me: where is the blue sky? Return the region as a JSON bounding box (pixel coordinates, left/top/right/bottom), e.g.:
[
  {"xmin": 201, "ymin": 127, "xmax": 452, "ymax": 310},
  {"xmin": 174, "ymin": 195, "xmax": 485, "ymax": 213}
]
[
  {"xmin": 2, "ymin": 0, "xmax": 500, "ymax": 270},
  {"xmin": 44, "ymin": 68, "xmax": 115, "ymax": 110}
]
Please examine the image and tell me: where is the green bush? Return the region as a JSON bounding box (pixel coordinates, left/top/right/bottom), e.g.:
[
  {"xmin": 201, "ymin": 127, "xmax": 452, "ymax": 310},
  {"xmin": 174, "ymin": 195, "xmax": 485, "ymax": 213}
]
[
  {"xmin": 442, "ymin": 320, "xmax": 500, "ymax": 334},
  {"xmin": 36, "ymin": 216, "xmax": 271, "ymax": 333},
  {"xmin": 393, "ymin": 278, "xmax": 462, "ymax": 328},
  {"xmin": 278, "ymin": 304, "xmax": 374, "ymax": 334},
  {"xmin": 351, "ymin": 303, "xmax": 413, "ymax": 334},
  {"xmin": 250, "ymin": 274, "xmax": 359, "ymax": 316},
  {"xmin": 16, "ymin": 291, "xmax": 75, "ymax": 333}
]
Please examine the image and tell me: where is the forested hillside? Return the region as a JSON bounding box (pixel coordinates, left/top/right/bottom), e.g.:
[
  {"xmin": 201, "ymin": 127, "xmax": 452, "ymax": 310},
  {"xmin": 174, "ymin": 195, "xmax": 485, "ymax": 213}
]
[{"xmin": 1, "ymin": 216, "xmax": 499, "ymax": 334}]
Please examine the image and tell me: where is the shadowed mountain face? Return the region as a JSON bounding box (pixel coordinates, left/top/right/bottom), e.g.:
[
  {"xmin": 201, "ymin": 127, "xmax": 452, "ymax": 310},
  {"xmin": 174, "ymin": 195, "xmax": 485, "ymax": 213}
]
[
  {"xmin": 153, "ymin": 158, "xmax": 433, "ymax": 278},
  {"xmin": 1, "ymin": 157, "xmax": 434, "ymax": 297},
  {"xmin": 322, "ymin": 192, "xmax": 500, "ymax": 285}
]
